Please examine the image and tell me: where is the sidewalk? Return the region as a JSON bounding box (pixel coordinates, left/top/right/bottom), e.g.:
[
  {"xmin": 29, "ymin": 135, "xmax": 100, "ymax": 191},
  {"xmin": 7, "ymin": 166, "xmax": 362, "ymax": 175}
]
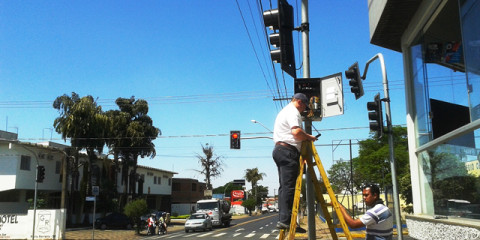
[
  {"xmin": 295, "ymin": 216, "xmax": 414, "ymax": 240},
  {"xmin": 65, "ymin": 221, "xmax": 185, "ymax": 240}
]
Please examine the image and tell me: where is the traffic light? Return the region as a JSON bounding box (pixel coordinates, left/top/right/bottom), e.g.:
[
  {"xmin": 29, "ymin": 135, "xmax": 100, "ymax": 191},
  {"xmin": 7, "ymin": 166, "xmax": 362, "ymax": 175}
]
[
  {"xmin": 263, "ymin": 0, "xmax": 296, "ymax": 78},
  {"xmin": 230, "ymin": 131, "xmax": 241, "ymax": 149},
  {"xmin": 367, "ymin": 93, "xmax": 383, "ymax": 138},
  {"xmin": 345, "ymin": 62, "xmax": 364, "ymax": 99},
  {"xmin": 37, "ymin": 165, "xmax": 45, "ymax": 183}
]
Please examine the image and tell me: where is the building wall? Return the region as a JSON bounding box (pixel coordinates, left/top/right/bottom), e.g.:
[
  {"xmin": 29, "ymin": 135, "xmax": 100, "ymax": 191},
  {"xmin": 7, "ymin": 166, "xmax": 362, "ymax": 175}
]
[
  {"xmin": 369, "ymin": 0, "xmax": 480, "ymax": 238},
  {"xmin": 171, "ymin": 178, "xmax": 205, "ymax": 204}
]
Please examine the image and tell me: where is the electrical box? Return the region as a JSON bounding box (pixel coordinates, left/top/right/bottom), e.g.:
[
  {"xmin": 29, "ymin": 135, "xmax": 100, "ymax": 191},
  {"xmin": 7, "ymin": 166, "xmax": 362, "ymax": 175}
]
[{"xmin": 294, "ymin": 72, "xmax": 344, "ymax": 121}]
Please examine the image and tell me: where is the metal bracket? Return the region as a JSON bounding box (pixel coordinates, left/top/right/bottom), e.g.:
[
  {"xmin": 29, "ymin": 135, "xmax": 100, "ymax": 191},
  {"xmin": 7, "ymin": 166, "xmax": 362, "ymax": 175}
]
[{"xmin": 294, "ymin": 22, "xmax": 309, "ymax": 32}]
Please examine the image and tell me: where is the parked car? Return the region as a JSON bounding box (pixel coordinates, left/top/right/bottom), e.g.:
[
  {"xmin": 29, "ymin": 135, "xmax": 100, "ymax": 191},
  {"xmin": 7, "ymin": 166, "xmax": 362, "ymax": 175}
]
[
  {"xmin": 184, "ymin": 213, "xmax": 213, "ymax": 233},
  {"xmin": 95, "ymin": 212, "xmax": 133, "ymax": 230}
]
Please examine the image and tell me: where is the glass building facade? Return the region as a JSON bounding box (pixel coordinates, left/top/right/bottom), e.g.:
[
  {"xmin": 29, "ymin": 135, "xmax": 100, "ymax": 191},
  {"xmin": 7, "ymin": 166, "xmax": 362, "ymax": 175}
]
[{"xmin": 369, "ymin": 0, "xmax": 480, "ymax": 238}]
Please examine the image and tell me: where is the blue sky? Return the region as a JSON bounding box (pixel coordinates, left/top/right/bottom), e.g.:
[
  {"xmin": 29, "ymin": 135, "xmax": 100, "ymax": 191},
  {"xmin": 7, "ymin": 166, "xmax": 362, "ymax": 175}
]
[{"xmin": 0, "ymin": 1, "xmax": 405, "ymax": 195}]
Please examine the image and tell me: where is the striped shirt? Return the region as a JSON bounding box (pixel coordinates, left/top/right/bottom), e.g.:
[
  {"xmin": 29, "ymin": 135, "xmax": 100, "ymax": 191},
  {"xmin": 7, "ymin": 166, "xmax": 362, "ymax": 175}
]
[{"xmin": 360, "ymin": 203, "xmax": 393, "ymax": 240}]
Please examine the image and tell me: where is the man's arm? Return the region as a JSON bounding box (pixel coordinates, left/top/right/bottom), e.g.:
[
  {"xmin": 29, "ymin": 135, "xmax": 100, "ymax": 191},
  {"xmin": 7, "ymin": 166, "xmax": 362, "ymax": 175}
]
[
  {"xmin": 291, "ymin": 127, "xmax": 317, "ymax": 141},
  {"xmin": 338, "ymin": 204, "xmax": 365, "ymax": 229}
]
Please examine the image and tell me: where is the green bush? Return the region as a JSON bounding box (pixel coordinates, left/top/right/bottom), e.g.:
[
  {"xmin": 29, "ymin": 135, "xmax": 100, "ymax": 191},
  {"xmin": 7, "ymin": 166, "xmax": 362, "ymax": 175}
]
[
  {"xmin": 124, "ymin": 198, "xmax": 149, "ymax": 234},
  {"xmin": 170, "ymin": 214, "xmax": 190, "ymax": 219}
]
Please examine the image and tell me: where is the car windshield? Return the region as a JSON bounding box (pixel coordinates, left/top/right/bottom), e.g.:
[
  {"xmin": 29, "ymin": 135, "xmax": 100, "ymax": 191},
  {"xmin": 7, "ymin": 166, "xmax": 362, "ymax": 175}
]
[
  {"xmin": 190, "ymin": 214, "xmax": 206, "ymax": 219},
  {"xmin": 197, "ymin": 202, "xmax": 218, "ymax": 210}
]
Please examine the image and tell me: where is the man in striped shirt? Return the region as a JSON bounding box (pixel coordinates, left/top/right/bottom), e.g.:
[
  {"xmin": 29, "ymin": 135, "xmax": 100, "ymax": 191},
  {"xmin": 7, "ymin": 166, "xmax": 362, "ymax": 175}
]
[{"xmin": 337, "ymin": 184, "xmax": 393, "ymax": 240}]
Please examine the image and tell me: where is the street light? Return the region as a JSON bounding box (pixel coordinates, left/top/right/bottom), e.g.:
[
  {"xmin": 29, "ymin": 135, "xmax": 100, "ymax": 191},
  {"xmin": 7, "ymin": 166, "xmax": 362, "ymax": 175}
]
[{"xmin": 250, "ymin": 120, "xmax": 273, "ymax": 133}]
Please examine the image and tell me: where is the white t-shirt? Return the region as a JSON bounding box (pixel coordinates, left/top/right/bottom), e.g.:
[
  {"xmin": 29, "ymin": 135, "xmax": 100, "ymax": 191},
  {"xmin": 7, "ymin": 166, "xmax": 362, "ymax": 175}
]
[{"xmin": 273, "ymin": 102, "xmax": 303, "ymax": 151}]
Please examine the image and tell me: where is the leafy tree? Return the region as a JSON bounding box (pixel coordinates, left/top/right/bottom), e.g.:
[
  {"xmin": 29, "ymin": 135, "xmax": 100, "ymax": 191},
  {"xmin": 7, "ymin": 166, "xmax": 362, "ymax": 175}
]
[
  {"xmin": 195, "ymin": 143, "xmax": 224, "ymax": 190},
  {"xmin": 213, "ymin": 182, "xmax": 243, "ymax": 196},
  {"xmin": 124, "ymin": 198, "xmax": 149, "ymax": 234},
  {"xmin": 241, "ymin": 198, "xmax": 256, "ymax": 216},
  {"xmin": 53, "ymin": 92, "xmax": 108, "ymax": 224},
  {"xmin": 245, "ymin": 168, "xmax": 266, "ymax": 203},
  {"xmin": 327, "ymin": 160, "xmax": 358, "ymax": 194},
  {"xmin": 328, "ymin": 126, "xmax": 412, "ymax": 210}
]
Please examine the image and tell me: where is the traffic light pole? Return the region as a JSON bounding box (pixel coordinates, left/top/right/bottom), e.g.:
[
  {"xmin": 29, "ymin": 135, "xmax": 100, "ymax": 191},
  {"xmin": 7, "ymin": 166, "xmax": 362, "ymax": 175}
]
[
  {"xmin": 300, "ymin": 1, "xmax": 316, "ymax": 239},
  {"xmin": 362, "ymin": 53, "xmax": 403, "ymax": 240}
]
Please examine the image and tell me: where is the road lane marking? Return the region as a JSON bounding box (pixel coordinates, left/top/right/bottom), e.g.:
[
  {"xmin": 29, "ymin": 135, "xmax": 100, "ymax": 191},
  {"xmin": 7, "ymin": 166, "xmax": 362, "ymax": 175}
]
[
  {"xmin": 260, "ymin": 234, "xmax": 270, "ymax": 239},
  {"xmin": 197, "ymin": 232, "xmax": 213, "ymax": 237},
  {"xmin": 245, "ymin": 233, "xmax": 256, "ymax": 237},
  {"xmin": 213, "ymin": 233, "xmax": 226, "ymax": 237},
  {"xmin": 233, "ymin": 233, "xmax": 242, "ymax": 237}
]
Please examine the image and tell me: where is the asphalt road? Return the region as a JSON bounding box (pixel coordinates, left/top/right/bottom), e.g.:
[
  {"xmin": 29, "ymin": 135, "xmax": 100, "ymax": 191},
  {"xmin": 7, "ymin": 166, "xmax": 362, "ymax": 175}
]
[{"xmin": 139, "ymin": 213, "xmax": 281, "ymax": 239}]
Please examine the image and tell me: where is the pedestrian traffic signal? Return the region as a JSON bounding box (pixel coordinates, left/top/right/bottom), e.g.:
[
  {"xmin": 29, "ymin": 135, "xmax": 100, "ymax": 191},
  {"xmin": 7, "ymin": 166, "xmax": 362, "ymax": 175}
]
[
  {"xmin": 230, "ymin": 131, "xmax": 241, "ymax": 149},
  {"xmin": 263, "ymin": 0, "xmax": 296, "ymax": 78},
  {"xmin": 345, "ymin": 62, "xmax": 364, "ymax": 99},
  {"xmin": 367, "ymin": 93, "xmax": 383, "ymax": 138},
  {"xmin": 37, "ymin": 165, "xmax": 45, "ymax": 183}
]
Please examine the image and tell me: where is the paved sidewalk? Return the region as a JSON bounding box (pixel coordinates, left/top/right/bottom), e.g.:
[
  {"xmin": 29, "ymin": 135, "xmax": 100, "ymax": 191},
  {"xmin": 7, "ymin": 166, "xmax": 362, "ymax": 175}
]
[{"xmin": 65, "ymin": 222, "xmax": 185, "ymax": 240}]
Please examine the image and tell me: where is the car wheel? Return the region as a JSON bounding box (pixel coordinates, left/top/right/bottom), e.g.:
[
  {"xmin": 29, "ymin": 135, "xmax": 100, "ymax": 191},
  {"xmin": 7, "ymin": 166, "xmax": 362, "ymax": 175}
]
[
  {"xmin": 185, "ymin": 229, "xmax": 189, "ymax": 233},
  {"xmin": 100, "ymin": 224, "xmax": 107, "ymax": 230}
]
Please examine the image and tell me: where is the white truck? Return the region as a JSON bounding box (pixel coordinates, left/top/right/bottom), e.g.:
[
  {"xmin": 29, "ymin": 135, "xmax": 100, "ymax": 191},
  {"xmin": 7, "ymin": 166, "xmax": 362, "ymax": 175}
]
[{"xmin": 196, "ymin": 199, "xmax": 232, "ymax": 227}]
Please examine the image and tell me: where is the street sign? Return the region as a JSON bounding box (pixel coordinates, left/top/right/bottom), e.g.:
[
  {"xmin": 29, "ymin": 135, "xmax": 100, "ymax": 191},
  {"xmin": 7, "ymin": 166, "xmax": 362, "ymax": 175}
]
[
  {"xmin": 86, "ymin": 196, "xmax": 96, "ymax": 201},
  {"xmin": 92, "ymin": 186, "xmax": 99, "ymax": 196}
]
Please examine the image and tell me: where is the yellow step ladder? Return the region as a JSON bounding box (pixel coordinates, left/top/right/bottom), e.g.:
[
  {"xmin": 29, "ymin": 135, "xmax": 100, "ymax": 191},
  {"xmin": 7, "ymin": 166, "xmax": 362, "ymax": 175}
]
[{"xmin": 279, "ymin": 141, "xmax": 353, "ymax": 240}]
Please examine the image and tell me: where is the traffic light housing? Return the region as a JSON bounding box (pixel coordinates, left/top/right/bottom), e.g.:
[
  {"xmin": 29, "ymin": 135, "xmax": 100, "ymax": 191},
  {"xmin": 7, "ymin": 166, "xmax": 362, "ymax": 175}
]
[
  {"xmin": 37, "ymin": 165, "xmax": 45, "ymax": 183},
  {"xmin": 230, "ymin": 131, "xmax": 241, "ymax": 149},
  {"xmin": 367, "ymin": 93, "xmax": 383, "ymax": 138},
  {"xmin": 345, "ymin": 62, "xmax": 364, "ymax": 99},
  {"xmin": 263, "ymin": 0, "xmax": 296, "ymax": 78}
]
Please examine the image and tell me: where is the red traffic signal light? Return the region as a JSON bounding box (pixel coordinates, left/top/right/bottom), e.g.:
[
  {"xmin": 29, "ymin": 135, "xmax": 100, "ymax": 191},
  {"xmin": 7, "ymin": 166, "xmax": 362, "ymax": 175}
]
[{"xmin": 230, "ymin": 131, "xmax": 241, "ymax": 149}]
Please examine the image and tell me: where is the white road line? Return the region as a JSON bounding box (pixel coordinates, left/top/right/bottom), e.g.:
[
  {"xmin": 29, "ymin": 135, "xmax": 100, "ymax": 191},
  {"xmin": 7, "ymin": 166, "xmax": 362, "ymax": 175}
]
[
  {"xmin": 213, "ymin": 233, "xmax": 227, "ymax": 237},
  {"xmin": 184, "ymin": 233, "xmax": 201, "ymax": 238},
  {"xmin": 197, "ymin": 232, "xmax": 213, "ymax": 237},
  {"xmin": 165, "ymin": 233, "xmax": 183, "ymax": 238},
  {"xmin": 259, "ymin": 227, "xmax": 264, "ymax": 229},
  {"xmin": 245, "ymin": 233, "xmax": 255, "ymax": 238},
  {"xmin": 236, "ymin": 228, "xmax": 245, "ymax": 232},
  {"xmin": 260, "ymin": 234, "xmax": 270, "ymax": 239},
  {"xmin": 233, "ymin": 233, "xmax": 242, "ymax": 237},
  {"xmin": 276, "ymin": 234, "xmax": 280, "ymax": 239}
]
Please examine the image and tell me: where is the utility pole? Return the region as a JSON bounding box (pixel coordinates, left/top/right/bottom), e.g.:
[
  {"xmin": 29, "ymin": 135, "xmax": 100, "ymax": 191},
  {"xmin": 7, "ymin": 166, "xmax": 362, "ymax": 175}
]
[{"xmin": 300, "ymin": 1, "xmax": 316, "ymax": 239}]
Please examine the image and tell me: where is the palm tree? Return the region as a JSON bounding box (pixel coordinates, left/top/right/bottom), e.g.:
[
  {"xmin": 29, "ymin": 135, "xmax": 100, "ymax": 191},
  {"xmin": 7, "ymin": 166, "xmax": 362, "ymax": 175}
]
[
  {"xmin": 195, "ymin": 144, "xmax": 224, "ymax": 190},
  {"xmin": 244, "ymin": 168, "xmax": 266, "ymax": 204},
  {"xmin": 53, "ymin": 92, "xmax": 108, "ymax": 223},
  {"xmin": 106, "ymin": 97, "xmax": 160, "ymax": 207}
]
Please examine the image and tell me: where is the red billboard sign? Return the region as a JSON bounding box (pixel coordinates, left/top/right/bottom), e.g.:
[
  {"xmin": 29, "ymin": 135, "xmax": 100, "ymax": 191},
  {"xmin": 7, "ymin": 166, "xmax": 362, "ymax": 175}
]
[{"xmin": 231, "ymin": 190, "xmax": 244, "ymax": 201}]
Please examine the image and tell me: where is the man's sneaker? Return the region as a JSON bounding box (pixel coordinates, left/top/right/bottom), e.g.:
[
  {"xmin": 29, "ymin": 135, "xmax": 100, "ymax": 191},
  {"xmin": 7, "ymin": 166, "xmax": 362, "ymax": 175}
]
[{"xmin": 276, "ymin": 222, "xmax": 289, "ymax": 229}]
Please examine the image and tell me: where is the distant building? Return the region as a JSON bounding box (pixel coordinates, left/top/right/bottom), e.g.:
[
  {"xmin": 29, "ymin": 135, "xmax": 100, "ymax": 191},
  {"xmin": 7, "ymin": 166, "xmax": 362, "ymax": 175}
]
[{"xmin": 171, "ymin": 178, "xmax": 206, "ymax": 215}]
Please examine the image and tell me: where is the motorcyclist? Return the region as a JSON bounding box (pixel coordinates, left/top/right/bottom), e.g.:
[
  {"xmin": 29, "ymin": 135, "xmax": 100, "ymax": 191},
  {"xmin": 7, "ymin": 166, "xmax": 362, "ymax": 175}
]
[
  {"xmin": 157, "ymin": 212, "xmax": 167, "ymax": 234},
  {"xmin": 147, "ymin": 214, "xmax": 156, "ymax": 235}
]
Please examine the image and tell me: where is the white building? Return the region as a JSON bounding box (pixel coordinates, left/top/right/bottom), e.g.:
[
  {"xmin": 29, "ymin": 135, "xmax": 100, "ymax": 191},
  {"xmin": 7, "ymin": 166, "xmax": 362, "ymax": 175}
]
[{"xmin": 0, "ymin": 130, "xmax": 176, "ymax": 223}]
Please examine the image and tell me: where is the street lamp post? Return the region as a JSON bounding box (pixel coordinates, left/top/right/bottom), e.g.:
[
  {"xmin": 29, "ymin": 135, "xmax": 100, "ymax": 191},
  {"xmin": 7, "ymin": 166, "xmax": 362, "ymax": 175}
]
[
  {"xmin": 361, "ymin": 53, "xmax": 403, "ymax": 240},
  {"xmin": 250, "ymin": 120, "xmax": 273, "ymax": 133}
]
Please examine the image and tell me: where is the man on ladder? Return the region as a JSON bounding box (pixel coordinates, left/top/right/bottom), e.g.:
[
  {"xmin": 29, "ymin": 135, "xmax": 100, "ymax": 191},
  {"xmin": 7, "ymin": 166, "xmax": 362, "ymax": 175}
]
[{"xmin": 272, "ymin": 93, "xmax": 318, "ymax": 230}]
